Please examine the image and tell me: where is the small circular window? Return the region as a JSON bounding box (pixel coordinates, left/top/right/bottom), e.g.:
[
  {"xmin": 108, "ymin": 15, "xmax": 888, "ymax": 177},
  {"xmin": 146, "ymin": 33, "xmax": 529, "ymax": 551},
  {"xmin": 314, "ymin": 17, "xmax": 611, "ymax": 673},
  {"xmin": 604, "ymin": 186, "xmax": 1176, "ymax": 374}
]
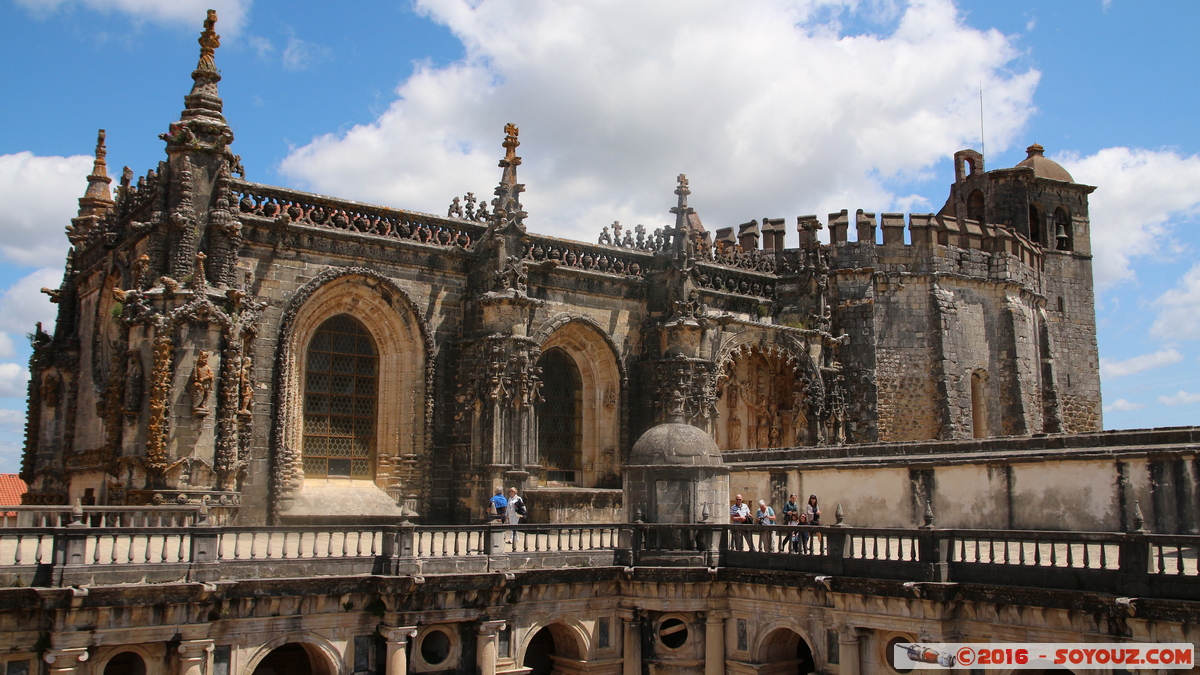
[
  {"xmin": 421, "ymin": 629, "xmax": 451, "ymax": 666},
  {"xmin": 886, "ymin": 637, "xmax": 914, "ymax": 674},
  {"xmin": 659, "ymin": 618, "xmax": 688, "ymax": 650}
]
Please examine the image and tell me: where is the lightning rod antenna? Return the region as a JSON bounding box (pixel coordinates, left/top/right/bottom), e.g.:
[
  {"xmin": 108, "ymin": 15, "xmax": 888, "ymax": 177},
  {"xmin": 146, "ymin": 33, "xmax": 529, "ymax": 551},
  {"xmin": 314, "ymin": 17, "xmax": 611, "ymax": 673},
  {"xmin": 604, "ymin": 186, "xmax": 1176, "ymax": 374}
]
[{"xmin": 979, "ymin": 82, "xmax": 986, "ymax": 159}]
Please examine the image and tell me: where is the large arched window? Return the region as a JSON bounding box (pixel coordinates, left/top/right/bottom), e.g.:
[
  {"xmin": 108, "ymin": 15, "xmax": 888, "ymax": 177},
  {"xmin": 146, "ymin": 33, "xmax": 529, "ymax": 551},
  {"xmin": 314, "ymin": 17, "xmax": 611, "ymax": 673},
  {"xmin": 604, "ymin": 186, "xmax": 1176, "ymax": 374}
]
[
  {"xmin": 303, "ymin": 314, "xmax": 377, "ymax": 479},
  {"xmin": 537, "ymin": 348, "xmax": 582, "ymax": 485}
]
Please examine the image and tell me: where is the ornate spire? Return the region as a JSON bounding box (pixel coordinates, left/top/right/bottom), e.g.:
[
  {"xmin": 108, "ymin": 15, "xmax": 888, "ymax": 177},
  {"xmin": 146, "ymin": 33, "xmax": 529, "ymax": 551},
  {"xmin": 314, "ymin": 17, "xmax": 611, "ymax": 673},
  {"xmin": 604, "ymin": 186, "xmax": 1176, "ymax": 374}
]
[
  {"xmin": 182, "ymin": 9, "xmax": 224, "ymax": 120},
  {"xmin": 78, "ymin": 129, "xmax": 113, "ymax": 217},
  {"xmin": 668, "ymin": 173, "xmax": 695, "ymax": 253},
  {"xmin": 489, "ymin": 123, "xmax": 527, "ymax": 232}
]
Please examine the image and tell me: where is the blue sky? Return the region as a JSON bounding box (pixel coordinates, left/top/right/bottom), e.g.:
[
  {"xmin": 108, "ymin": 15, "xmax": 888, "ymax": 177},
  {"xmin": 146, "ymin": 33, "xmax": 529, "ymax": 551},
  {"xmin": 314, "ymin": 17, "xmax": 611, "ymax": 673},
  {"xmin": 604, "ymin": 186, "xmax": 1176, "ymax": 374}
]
[{"xmin": 0, "ymin": 0, "xmax": 1197, "ymax": 472}]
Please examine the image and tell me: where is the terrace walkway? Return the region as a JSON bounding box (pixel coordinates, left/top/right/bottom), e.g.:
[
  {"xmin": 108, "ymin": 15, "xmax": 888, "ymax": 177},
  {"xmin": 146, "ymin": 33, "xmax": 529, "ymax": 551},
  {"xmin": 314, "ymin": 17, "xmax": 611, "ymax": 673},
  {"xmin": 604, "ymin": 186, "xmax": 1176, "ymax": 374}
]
[{"xmin": 2, "ymin": 504, "xmax": 1197, "ymax": 601}]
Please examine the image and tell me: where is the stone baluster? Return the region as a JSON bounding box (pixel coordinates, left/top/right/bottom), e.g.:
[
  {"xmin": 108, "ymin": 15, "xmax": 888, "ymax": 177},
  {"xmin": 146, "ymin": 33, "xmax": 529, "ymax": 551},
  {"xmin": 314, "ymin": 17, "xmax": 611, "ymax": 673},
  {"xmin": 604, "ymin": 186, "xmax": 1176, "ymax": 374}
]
[
  {"xmin": 43, "ymin": 648, "xmax": 89, "ymax": 675},
  {"xmin": 476, "ymin": 620, "xmax": 507, "ymax": 675},
  {"xmin": 177, "ymin": 640, "xmax": 213, "ymax": 675},
  {"xmin": 380, "ymin": 626, "xmax": 417, "ymax": 675}
]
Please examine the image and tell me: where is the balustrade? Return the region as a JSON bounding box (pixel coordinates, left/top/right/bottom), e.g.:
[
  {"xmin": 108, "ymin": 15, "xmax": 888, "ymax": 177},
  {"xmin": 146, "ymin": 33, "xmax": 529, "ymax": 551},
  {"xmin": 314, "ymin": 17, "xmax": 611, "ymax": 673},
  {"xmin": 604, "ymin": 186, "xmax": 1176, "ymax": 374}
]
[
  {"xmin": 231, "ymin": 180, "xmax": 484, "ymax": 248},
  {"xmin": 2, "ymin": 520, "xmax": 1198, "ymax": 598}
]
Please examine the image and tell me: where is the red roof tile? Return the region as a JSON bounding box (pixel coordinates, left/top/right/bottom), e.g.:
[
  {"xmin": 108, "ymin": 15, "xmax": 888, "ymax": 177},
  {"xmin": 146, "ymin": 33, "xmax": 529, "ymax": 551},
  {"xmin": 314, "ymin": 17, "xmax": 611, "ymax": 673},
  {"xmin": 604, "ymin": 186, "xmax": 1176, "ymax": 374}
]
[{"xmin": 0, "ymin": 474, "xmax": 28, "ymax": 508}]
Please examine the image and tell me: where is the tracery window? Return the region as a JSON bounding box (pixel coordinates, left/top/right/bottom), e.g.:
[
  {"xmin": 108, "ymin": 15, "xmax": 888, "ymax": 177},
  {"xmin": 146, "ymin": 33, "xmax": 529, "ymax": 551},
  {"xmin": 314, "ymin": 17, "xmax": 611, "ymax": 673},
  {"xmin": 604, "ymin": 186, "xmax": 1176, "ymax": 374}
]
[
  {"xmin": 302, "ymin": 314, "xmax": 377, "ymax": 478},
  {"xmin": 537, "ymin": 348, "xmax": 582, "ymax": 484}
]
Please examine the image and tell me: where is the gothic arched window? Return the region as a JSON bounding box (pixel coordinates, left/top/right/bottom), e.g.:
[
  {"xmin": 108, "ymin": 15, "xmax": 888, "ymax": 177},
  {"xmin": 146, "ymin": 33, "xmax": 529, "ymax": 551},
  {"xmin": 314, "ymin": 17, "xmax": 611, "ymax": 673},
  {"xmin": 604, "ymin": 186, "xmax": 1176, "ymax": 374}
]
[
  {"xmin": 537, "ymin": 348, "xmax": 582, "ymax": 484},
  {"xmin": 303, "ymin": 314, "xmax": 377, "ymax": 478}
]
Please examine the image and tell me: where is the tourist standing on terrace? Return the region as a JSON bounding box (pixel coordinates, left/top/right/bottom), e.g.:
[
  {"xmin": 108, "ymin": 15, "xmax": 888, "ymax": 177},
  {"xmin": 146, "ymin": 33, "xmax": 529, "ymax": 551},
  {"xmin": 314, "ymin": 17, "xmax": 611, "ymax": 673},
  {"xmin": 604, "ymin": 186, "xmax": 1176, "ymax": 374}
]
[
  {"xmin": 488, "ymin": 486, "xmax": 507, "ymax": 523},
  {"xmin": 729, "ymin": 494, "xmax": 751, "ymax": 550},
  {"xmin": 755, "ymin": 500, "xmax": 776, "ymax": 552},
  {"xmin": 805, "ymin": 495, "xmax": 821, "ymax": 553}
]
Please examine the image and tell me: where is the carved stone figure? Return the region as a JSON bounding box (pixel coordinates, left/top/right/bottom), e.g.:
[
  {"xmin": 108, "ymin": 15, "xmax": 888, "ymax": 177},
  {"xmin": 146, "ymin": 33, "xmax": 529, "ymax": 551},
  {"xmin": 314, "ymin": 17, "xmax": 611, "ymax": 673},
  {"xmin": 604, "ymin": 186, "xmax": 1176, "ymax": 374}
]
[
  {"xmin": 190, "ymin": 350, "xmax": 215, "ymax": 416},
  {"xmin": 43, "ymin": 371, "xmax": 62, "ymax": 409},
  {"xmin": 239, "ymin": 356, "xmax": 253, "ymax": 415},
  {"xmin": 123, "ymin": 350, "xmax": 144, "ymax": 416}
]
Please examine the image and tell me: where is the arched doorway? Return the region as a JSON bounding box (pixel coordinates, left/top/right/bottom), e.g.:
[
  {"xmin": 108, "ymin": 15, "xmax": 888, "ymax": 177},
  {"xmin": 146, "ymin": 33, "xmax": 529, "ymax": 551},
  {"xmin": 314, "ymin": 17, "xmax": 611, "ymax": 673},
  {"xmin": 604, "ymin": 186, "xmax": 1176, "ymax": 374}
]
[
  {"xmin": 103, "ymin": 652, "xmax": 146, "ymax": 675},
  {"xmin": 759, "ymin": 627, "xmax": 816, "ymax": 674},
  {"xmin": 253, "ymin": 643, "xmax": 333, "ymax": 675}
]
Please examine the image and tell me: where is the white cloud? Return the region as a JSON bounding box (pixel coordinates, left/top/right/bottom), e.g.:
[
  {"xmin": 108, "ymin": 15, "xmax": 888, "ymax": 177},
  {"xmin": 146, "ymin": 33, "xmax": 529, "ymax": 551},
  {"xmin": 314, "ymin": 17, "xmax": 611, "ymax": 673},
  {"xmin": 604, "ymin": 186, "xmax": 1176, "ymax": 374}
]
[
  {"xmin": 1158, "ymin": 390, "xmax": 1200, "ymax": 406},
  {"xmin": 0, "ymin": 409, "xmax": 24, "ymax": 434},
  {"xmin": 0, "ymin": 268, "xmax": 64, "ymax": 350},
  {"xmin": 1099, "ymin": 348, "xmax": 1184, "ymax": 379},
  {"xmin": 14, "ymin": 0, "xmax": 252, "ymax": 33},
  {"xmin": 1104, "ymin": 398, "xmax": 1145, "ymax": 413},
  {"xmin": 280, "ymin": 0, "xmax": 1039, "ymax": 243},
  {"xmin": 0, "ymin": 364, "xmax": 30, "ymax": 399},
  {"xmin": 282, "ymin": 35, "xmax": 330, "ymax": 72},
  {"xmin": 1152, "ymin": 263, "xmax": 1200, "ymax": 342},
  {"xmin": 0, "ymin": 441, "xmax": 22, "ymax": 475},
  {"xmin": 1059, "ymin": 147, "xmax": 1200, "ymax": 288},
  {"xmin": 0, "ymin": 152, "xmax": 90, "ymax": 268}
]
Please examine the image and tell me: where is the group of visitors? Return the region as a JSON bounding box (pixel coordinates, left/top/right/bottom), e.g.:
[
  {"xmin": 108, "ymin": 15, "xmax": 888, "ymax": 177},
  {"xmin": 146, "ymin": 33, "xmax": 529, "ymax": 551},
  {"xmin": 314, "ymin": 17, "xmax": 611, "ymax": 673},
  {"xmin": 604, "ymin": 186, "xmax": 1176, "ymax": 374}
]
[
  {"xmin": 487, "ymin": 486, "xmax": 527, "ymax": 544},
  {"xmin": 729, "ymin": 493, "xmax": 822, "ymax": 553}
]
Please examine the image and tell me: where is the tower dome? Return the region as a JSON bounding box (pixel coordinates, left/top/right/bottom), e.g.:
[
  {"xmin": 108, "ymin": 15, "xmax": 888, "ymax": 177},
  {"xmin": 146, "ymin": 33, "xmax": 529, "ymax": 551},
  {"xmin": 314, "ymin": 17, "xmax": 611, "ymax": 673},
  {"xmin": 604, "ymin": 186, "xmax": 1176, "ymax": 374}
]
[
  {"xmin": 629, "ymin": 422, "xmax": 724, "ymax": 467},
  {"xmin": 1016, "ymin": 143, "xmax": 1074, "ymax": 182}
]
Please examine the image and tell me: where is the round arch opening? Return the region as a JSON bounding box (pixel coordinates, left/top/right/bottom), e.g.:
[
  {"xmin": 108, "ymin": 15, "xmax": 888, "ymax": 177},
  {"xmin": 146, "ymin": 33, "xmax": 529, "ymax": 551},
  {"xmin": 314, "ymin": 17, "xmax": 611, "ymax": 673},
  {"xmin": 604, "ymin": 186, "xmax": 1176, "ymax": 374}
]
[
  {"xmin": 760, "ymin": 627, "xmax": 815, "ymax": 674},
  {"xmin": 522, "ymin": 623, "xmax": 583, "ymax": 675},
  {"xmin": 252, "ymin": 642, "xmax": 335, "ymax": 675},
  {"xmin": 103, "ymin": 652, "xmax": 146, "ymax": 675}
]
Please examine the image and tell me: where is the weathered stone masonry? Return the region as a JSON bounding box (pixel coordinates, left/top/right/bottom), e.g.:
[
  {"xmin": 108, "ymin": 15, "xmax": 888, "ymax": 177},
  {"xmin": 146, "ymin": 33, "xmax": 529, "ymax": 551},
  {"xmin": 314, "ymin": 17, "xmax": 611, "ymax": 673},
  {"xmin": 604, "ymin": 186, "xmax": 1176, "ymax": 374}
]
[{"xmin": 21, "ymin": 12, "xmax": 1101, "ymax": 526}]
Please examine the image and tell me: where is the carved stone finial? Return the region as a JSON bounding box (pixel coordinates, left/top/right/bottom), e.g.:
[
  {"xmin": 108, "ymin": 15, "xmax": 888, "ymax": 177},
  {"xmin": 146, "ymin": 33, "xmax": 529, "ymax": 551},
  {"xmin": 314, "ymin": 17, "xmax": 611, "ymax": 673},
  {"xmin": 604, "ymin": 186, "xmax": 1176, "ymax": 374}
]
[
  {"xmin": 921, "ymin": 500, "xmax": 934, "ymax": 528},
  {"xmin": 197, "ymin": 9, "xmax": 221, "ymax": 72},
  {"xmin": 1132, "ymin": 500, "xmax": 1146, "ymax": 533},
  {"xmin": 834, "ymin": 502, "xmax": 845, "ymax": 526},
  {"xmin": 503, "ymin": 123, "xmax": 520, "ymax": 160}
]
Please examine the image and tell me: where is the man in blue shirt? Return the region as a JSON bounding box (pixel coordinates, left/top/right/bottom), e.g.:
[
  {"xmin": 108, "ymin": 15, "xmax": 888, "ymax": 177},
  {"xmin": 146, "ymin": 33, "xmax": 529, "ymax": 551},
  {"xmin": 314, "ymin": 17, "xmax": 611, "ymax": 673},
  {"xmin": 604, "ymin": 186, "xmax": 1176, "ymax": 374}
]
[
  {"xmin": 488, "ymin": 487, "xmax": 507, "ymax": 523},
  {"xmin": 729, "ymin": 494, "xmax": 751, "ymax": 550}
]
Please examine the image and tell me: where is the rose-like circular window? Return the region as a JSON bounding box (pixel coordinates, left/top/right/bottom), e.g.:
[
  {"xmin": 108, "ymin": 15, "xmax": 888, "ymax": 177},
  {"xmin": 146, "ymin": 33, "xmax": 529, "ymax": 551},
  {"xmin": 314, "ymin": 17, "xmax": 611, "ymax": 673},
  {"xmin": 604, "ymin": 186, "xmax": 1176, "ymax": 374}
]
[{"xmin": 659, "ymin": 618, "xmax": 688, "ymax": 650}]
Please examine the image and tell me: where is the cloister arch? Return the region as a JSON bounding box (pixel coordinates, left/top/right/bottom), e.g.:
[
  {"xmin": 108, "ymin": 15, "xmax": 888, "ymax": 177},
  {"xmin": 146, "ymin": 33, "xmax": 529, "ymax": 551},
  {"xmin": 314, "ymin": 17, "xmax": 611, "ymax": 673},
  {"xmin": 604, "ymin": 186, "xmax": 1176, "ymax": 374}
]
[
  {"xmin": 536, "ymin": 316, "xmax": 623, "ymax": 487},
  {"xmin": 270, "ymin": 269, "xmax": 431, "ymax": 520},
  {"xmin": 519, "ymin": 620, "xmax": 588, "ymax": 675},
  {"xmin": 756, "ymin": 626, "xmax": 817, "ymax": 673},
  {"xmin": 243, "ymin": 633, "xmax": 343, "ymax": 675},
  {"xmin": 101, "ymin": 651, "xmax": 147, "ymax": 675}
]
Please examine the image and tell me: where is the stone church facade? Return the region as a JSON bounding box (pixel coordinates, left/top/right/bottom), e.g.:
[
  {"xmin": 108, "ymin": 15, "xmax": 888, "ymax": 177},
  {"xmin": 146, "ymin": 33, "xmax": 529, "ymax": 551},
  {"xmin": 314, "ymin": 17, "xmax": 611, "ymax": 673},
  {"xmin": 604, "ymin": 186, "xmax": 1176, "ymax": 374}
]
[{"xmin": 20, "ymin": 12, "xmax": 1101, "ymax": 526}]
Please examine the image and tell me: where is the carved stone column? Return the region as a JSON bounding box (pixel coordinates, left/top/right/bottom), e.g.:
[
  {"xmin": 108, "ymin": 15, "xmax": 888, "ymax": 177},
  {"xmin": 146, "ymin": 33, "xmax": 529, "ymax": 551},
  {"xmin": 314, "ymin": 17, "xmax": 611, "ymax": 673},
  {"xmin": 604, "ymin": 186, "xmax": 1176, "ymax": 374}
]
[
  {"xmin": 838, "ymin": 627, "xmax": 863, "ymax": 675},
  {"xmin": 380, "ymin": 626, "xmax": 417, "ymax": 675},
  {"xmin": 704, "ymin": 612, "xmax": 727, "ymax": 675},
  {"xmin": 476, "ymin": 620, "xmax": 507, "ymax": 675},
  {"xmin": 623, "ymin": 618, "xmax": 641, "ymax": 675},
  {"xmin": 43, "ymin": 648, "xmax": 89, "ymax": 675},
  {"xmin": 178, "ymin": 640, "xmax": 214, "ymax": 675}
]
